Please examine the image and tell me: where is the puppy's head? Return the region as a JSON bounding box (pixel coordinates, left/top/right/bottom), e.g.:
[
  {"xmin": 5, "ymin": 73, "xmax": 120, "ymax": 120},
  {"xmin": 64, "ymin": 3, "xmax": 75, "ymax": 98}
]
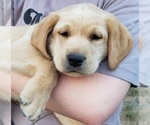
[{"xmin": 31, "ymin": 3, "xmax": 133, "ymax": 77}]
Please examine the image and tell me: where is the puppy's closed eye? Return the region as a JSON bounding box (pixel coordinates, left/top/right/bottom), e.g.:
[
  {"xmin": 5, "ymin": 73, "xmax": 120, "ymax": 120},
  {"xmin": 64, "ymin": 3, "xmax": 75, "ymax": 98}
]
[
  {"xmin": 90, "ymin": 33, "xmax": 103, "ymax": 41},
  {"xmin": 58, "ymin": 27, "xmax": 70, "ymax": 38},
  {"xmin": 59, "ymin": 31, "xmax": 69, "ymax": 37}
]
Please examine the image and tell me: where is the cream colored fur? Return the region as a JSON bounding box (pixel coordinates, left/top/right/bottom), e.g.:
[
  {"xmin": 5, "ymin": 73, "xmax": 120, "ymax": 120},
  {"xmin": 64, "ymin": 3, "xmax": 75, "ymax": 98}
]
[{"xmin": 0, "ymin": 3, "xmax": 133, "ymax": 125}]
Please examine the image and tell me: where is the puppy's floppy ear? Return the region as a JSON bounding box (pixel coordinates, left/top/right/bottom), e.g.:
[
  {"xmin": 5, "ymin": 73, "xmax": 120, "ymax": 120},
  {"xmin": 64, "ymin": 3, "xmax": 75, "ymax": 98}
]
[
  {"xmin": 31, "ymin": 12, "xmax": 59, "ymax": 59},
  {"xmin": 106, "ymin": 17, "xmax": 133, "ymax": 70}
]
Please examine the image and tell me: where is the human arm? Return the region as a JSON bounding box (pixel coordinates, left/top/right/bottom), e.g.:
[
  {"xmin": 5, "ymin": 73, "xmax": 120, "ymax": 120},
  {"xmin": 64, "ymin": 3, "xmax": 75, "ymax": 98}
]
[
  {"xmin": 11, "ymin": 71, "xmax": 130, "ymax": 125},
  {"xmin": 0, "ymin": 70, "xmax": 11, "ymax": 93}
]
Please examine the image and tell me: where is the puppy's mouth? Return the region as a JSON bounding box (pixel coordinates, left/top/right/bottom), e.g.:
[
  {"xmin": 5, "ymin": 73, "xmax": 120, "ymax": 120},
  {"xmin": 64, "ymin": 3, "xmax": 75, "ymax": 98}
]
[
  {"xmin": 67, "ymin": 67, "xmax": 82, "ymax": 73},
  {"xmin": 64, "ymin": 67, "xmax": 85, "ymax": 77}
]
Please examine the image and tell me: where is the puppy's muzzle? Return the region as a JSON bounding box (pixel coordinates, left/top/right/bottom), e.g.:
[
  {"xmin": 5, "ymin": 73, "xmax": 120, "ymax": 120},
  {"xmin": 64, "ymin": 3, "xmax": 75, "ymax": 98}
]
[{"xmin": 67, "ymin": 53, "xmax": 86, "ymax": 68}]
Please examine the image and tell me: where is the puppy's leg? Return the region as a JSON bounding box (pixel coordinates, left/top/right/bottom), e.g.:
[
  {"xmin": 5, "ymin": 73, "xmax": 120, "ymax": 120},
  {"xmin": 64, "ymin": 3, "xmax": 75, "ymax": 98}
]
[{"xmin": 19, "ymin": 62, "xmax": 58, "ymax": 121}]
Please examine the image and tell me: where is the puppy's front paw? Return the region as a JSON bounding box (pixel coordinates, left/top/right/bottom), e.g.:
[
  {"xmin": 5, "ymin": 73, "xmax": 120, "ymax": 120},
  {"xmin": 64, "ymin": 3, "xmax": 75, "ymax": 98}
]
[
  {"xmin": 19, "ymin": 92, "xmax": 49, "ymax": 122},
  {"xmin": 19, "ymin": 94, "xmax": 32, "ymax": 106}
]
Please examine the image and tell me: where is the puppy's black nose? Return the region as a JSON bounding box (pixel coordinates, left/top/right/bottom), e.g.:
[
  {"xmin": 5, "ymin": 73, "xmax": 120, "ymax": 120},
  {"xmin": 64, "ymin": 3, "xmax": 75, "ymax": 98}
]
[{"xmin": 67, "ymin": 53, "xmax": 86, "ymax": 67}]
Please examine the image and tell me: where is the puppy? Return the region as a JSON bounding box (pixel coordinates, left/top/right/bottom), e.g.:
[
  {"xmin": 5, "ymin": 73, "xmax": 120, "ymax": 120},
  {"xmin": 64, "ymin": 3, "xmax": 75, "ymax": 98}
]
[{"xmin": 0, "ymin": 3, "xmax": 133, "ymax": 125}]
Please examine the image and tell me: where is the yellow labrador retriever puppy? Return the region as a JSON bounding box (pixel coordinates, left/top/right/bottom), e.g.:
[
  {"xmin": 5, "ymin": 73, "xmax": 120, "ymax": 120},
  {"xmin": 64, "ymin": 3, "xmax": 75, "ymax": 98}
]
[{"xmin": 0, "ymin": 3, "xmax": 133, "ymax": 125}]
